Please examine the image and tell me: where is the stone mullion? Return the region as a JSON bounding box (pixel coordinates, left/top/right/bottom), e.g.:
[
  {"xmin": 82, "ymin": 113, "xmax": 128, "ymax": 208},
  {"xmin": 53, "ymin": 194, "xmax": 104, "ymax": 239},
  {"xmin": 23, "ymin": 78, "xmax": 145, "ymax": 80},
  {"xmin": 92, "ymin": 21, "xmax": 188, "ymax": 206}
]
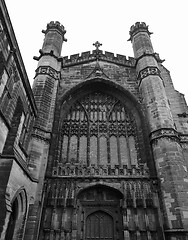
[
  {"xmin": 77, "ymin": 107, "xmax": 81, "ymax": 164},
  {"xmin": 66, "ymin": 108, "xmax": 73, "ymax": 163},
  {"xmin": 116, "ymin": 107, "xmax": 121, "ymax": 166},
  {"xmin": 58, "ymin": 132, "xmax": 63, "ymax": 166},
  {"xmin": 97, "ymin": 96, "xmax": 100, "ymax": 166},
  {"xmin": 106, "ymin": 101, "xmax": 111, "ymax": 165},
  {"xmin": 125, "ymin": 114, "xmax": 132, "ymax": 168},
  {"xmin": 87, "ymin": 95, "xmax": 91, "ymax": 166},
  {"xmin": 131, "ymin": 116, "xmax": 140, "ymax": 165}
]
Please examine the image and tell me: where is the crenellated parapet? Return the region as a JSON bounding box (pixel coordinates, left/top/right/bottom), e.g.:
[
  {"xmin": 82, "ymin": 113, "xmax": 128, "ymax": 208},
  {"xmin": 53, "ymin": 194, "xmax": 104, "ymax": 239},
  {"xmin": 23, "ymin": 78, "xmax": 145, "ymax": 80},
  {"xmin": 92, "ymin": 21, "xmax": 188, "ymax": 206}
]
[
  {"xmin": 128, "ymin": 22, "xmax": 153, "ymax": 42},
  {"xmin": 62, "ymin": 50, "xmax": 136, "ymax": 67},
  {"xmin": 42, "ymin": 21, "xmax": 67, "ymax": 41}
]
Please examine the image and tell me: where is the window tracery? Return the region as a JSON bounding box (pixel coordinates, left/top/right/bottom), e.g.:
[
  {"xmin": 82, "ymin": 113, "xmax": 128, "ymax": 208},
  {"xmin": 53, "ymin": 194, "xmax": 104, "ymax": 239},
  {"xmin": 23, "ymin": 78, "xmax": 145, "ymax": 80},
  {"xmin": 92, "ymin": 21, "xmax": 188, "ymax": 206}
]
[{"xmin": 60, "ymin": 91, "xmax": 141, "ymax": 166}]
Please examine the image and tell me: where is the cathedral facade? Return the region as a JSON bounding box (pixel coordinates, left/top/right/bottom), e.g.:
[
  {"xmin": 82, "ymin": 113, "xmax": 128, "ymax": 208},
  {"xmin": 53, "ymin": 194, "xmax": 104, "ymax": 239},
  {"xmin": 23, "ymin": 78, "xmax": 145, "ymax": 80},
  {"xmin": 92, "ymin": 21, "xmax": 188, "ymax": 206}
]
[{"xmin": 1, "ymin": 1, "xmax": 188, "ymax": 240}]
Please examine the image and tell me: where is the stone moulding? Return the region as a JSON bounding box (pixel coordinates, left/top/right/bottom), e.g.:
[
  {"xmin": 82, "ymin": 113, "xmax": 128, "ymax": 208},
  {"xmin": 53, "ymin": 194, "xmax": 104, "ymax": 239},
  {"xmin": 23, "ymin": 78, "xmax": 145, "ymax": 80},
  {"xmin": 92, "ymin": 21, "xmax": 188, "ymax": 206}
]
[
  {"xmin": 34, "ymin": 65, "xmax": 61, "ymax": 80},
  {"xmin": 180, "ymin": 134, "xmax": 188, "ymax": 143},
  {"xmin": 52, "ymin": 163, "xmax": 149, "ymax": 178},
  {"xmin": 31, "ymin": 127, "xmax": 52, "ymax": 142},
  {"xmin": 149, "ymin": 128, "xmax": 180, "ymax": 143},
  {"xmin": 137, "ymin": 66, "xmax": 161, "ymax": 86}
]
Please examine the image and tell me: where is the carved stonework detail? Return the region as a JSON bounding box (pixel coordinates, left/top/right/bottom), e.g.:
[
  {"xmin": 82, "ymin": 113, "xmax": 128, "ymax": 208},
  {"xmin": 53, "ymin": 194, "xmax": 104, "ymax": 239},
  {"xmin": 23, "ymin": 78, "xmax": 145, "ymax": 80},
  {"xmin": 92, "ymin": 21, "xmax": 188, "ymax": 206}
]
[
  {"xmin": 57, "ymin": 91, "xmax": 142, "ymax": 167},
  {"xmin": 52, "ymin": 164, "xmax": 149, "ymax": 178},
  {"xmin": 149, "ymin": 128, "xmax": 180, "ymax": 143},
  {"xmin": 138, "ymin": 66, "xmax": 161, "ymax": 85},
  {"xmin": 178, "ymin": 112, "xmax": 188, "ymax": 118},
  {"xmin": 40, "ymin": 179, "xmax": 162, "ymax": 239},
  {"xmin": 180, "ymin": 134, "xmax": 188, "ymax": 143},
  {"xmin": 35, "ymin": 66, "xmax": 61, "ymax": 80},
  {"xmin": 32, "ymin": 127, "xmax": 51, "ymax": 142}
]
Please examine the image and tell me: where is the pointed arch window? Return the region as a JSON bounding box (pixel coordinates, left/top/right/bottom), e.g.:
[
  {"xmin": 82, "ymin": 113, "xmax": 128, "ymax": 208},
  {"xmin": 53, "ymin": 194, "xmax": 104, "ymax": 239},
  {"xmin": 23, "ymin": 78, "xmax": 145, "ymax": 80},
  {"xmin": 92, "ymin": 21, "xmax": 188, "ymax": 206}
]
[{"xmin": 59, "ymin": 91, "xmax": 140, "ymax": 166}]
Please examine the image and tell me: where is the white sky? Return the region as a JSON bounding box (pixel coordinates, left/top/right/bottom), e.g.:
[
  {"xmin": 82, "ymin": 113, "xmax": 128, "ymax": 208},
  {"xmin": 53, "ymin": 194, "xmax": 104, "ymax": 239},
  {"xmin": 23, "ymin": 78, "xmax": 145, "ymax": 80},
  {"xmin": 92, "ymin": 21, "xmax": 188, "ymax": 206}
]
[{"xmin": 5, "ymin": 0, "xmax": 188, "ymax": 103}]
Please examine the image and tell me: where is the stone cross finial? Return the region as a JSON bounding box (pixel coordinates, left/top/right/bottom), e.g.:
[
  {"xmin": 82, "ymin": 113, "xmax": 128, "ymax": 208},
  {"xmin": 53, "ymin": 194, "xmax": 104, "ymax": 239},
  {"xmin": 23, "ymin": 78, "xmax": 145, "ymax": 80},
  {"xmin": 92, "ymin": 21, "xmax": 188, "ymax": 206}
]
[{"xmin": 93, "ymin": 41, "xmax": 102, "ymax": 50}]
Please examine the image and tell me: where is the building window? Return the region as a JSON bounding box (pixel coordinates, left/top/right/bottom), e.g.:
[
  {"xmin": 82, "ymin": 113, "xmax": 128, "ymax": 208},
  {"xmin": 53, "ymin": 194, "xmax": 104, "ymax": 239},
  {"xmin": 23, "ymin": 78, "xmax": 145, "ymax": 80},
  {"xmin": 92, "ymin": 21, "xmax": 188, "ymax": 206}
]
[
  {"xmin": 0, "ymin": 117, "xmax": 8, "ymax": 154},
  {"xmin": 59, "ymin": 91, "xmax": 140, "ymax": 166},
  {"xmin": 0, "ymin": 69, "xmax": 8, "ymax": 98},
  {"xmin": 15, "ymin": 112, "xmax": 25, "ymax": 145}
]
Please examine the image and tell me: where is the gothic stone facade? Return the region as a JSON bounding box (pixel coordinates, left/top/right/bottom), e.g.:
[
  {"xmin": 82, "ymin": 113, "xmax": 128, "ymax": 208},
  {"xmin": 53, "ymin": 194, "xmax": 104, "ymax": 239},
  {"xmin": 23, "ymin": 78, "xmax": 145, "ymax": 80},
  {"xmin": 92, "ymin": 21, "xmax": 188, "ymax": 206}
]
[{"xmin": 1, "ymin": 1, "xmax": 188, "ymax": 240}]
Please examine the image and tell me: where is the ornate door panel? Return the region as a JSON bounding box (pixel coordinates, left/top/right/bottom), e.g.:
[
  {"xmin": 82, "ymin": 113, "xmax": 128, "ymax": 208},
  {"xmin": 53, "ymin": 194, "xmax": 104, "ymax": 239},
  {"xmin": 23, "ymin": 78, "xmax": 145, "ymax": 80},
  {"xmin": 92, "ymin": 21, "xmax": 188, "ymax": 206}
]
[{"xmin": 86, "ymin": 211, "xmax": 113, "ymax": 240}]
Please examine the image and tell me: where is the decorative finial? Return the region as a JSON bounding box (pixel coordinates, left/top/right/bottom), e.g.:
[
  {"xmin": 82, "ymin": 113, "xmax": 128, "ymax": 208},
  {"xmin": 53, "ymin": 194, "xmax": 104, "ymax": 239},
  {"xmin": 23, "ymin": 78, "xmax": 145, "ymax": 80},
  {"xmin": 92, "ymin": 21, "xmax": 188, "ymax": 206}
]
[{"xmin": 93, "ymin": 41, "xmax": 102, "ymax": 51}]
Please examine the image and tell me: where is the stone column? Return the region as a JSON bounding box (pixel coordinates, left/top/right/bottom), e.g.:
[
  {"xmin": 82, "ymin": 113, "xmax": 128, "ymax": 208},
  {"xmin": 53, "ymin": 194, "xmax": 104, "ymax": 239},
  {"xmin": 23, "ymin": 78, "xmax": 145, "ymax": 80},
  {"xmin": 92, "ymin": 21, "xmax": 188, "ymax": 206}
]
[
  {"xmin": 24, "ymin": 22, "xmax": 66, "ymax": 240},
  {"xmin": 129, "ymin": 22, "xmax": 188, "ymax": 238}
]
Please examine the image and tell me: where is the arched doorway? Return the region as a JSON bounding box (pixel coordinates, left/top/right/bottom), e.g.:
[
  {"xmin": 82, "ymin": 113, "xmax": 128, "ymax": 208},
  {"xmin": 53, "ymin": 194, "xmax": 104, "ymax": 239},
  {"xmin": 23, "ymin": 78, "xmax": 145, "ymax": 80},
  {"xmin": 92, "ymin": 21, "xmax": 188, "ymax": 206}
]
[
  {"xmin": 77, "ymin": 185, "xmax": 123, "ymax": 240},
  {"xmin": 5, "ymin": 189, "xmax": 27, "ymax": 240},
  {"xmin": 86, "ymin": 211, "xmax": 114, "ymax": 240},
  {"xmin": 5, "ymin": 198, "xmax": 19, "ymax": 240}
]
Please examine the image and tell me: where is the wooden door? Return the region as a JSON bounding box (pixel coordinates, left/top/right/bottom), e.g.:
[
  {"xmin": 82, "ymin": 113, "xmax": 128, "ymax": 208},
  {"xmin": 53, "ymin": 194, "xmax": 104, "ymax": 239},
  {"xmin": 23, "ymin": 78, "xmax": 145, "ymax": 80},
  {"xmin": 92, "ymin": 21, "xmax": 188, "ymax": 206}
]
[{"xmin": 86, "ymin": 211, "xmax": 114, "ymax": 240}]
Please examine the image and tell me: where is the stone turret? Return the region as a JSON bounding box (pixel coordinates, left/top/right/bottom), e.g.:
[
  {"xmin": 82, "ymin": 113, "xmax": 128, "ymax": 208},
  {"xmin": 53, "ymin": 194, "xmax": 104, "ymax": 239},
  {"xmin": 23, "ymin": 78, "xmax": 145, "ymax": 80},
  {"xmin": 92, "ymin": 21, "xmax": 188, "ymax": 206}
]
[
  {"xmin": 41, "ymin": 21, "xmax": 66, "ymax": 57},
  {"xmin": 32, "ymin": 21, "xmax": 66, "ymax": 131},
  {"xmin": 129, "ymin": 22, "xmax": 153, "ymax": 57},
  {"xmin": 129, "ymin": 22, "xmax": 174, "ymax": 132},
  {"xmin": 24, "ymin": 21, "xmax": 66, "ymax": 240},
  {"xmin": 129, "ymin": 22, "xmax": 188, "ymax": 236},
  {"xmin": 30, "ymin": 20, "xmax": 66, "ymax": 179}
]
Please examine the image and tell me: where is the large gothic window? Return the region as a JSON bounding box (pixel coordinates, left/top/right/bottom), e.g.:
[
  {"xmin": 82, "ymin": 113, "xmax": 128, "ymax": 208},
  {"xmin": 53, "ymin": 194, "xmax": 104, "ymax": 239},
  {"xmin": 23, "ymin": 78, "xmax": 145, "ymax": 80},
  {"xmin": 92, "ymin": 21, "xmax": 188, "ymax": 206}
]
[{"xmin": 59, "ymin": 91, "xmax": 140, "ymax": 166}]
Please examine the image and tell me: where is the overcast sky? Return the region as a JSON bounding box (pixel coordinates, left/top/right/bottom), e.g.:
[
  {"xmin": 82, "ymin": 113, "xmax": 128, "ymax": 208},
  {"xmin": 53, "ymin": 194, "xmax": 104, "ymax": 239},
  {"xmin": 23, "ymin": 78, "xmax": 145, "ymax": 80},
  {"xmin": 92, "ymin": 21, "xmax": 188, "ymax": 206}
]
[{"xmin": 5, "ymin": 0, "xmax": 188, "ymax": 103}]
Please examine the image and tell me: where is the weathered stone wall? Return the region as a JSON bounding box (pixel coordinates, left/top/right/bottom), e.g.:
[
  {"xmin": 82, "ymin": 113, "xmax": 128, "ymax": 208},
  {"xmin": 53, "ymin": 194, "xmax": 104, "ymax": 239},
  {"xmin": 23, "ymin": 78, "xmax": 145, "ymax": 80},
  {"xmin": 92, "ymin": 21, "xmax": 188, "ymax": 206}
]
[
  {"xmin": 160, "ymin": 64, "xmax": 188, "ymax": 173},
  {"xmin": 0, "ymin": 2, "xmax": 37, "ymax": 239},
  {"xmin": 59, "ymin": 57, "xmax": 140, "ymax": 103},
  {"xmin": 160, "ymin": 64, "xmax": 188, "ymax": 133}
]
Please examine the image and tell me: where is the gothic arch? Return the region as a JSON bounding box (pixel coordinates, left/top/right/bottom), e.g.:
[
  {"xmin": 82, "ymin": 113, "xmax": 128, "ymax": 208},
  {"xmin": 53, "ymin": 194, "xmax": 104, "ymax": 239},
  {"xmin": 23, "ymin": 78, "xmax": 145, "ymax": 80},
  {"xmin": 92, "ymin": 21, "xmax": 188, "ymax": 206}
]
[
  {"xmin": 76, "ymin": 183, "xmax": 124, "ymax": 199},
  {"xmin": 59, "ymin": 78, "xmax": 145, "ymax": 127},
  {"xmin": 53, "ymin": 78, "xmax": 152, "ymax": 169}
]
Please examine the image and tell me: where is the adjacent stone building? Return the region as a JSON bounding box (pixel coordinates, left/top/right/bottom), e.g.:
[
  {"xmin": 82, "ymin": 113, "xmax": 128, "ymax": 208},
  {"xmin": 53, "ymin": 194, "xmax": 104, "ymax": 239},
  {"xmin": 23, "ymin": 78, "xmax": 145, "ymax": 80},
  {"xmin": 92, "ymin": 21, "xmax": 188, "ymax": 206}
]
[{"xmin": 1, "ymin": 0, "xmax": 188, "ymax": 239}]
